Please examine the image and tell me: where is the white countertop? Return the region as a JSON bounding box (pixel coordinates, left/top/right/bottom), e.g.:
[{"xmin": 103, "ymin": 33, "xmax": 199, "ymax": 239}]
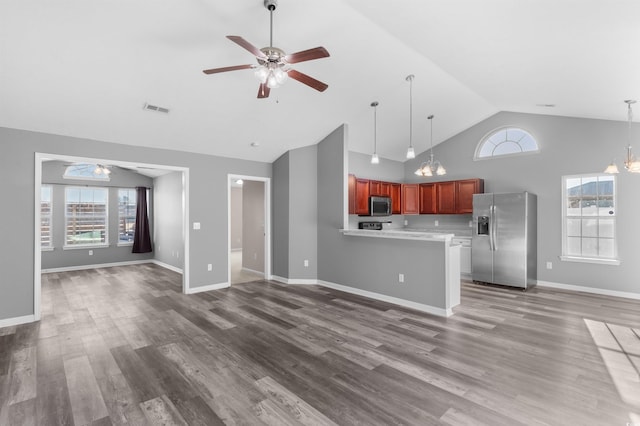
[{"xmin": 340, "ymin": 228, "xmax": 454, "ymax": 242}]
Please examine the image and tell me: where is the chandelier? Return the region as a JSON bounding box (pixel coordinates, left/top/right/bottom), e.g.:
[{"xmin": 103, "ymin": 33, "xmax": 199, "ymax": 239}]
[
  {"xmin": 605, "ymin": 99, "xmax": 640, "ymax": 174},
  {"xmin": 415, "ymin": 115, "xmax": 446, "ymax": 176}
]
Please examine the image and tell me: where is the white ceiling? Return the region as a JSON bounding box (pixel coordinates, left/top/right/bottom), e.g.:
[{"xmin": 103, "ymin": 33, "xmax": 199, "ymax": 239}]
[{"xmin": 2, "ymin": 0, "xmax": 640, "ymax": 163}]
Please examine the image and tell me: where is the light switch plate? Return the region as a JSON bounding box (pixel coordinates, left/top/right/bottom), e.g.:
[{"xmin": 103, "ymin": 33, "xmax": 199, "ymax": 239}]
[{"xmin": 193, "ymin": 222, "xmax": 201, "ymax": 230}]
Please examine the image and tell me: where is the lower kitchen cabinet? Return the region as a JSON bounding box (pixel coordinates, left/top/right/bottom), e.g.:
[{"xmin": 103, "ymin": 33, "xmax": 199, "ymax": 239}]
[{"xmin": 453, "ymin": 237, "xmax": 472, "ymax": 275}]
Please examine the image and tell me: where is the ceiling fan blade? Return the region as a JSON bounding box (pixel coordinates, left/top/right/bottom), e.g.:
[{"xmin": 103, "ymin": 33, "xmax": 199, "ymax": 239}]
[
  {"xmin": 227, "ymin": 35, "xmax": 267, "ymax": 60},
  {"xmin": 285, "ymin": 47, "xmax": 330, "ymax": 64},
  {"xmin": 257, "ymin": 83, "xmax": 271, "ymax": 99},
  {"xmin": 287, "ymin": 69, "xmax": 328, "ymax": 92},
  {"xmin": 202, "ymin": 64, "xmax": 254, "ymax": 75}
]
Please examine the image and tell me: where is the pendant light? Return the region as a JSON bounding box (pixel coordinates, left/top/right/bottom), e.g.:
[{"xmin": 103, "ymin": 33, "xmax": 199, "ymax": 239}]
[
  {"xmin": 406, "ymin": 75, "xmax": 416, "ymax": 159},
  {"xmin": 371, "ymin": 101, "xmax": 380, "ymax": 164},
  {"xmin": 415, "ymin": 115, "xmax": 446, "ymax": 176},
  {"xmin": 605, "ymin": 100, "xmax": 640, "ymax": 174}
]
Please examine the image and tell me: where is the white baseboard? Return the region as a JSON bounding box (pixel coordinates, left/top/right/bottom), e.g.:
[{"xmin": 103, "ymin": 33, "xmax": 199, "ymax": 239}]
[
  {"xmin": 537, "ymin": 280, "xmax": 640, "ymax": 300},
  {"xmin": 42, "ymin": 259, "xmax": 153, "ymax": 273},
  {"xmin": 150, "ymin": 260, "xmax": 183, "ymax": 274},
  {"xmin": 241, "ymin": 267, "xmax": 264, "ymax": 276},
  {"xmin": 0, "ymin": 314, "xmax": 36, "ymax": 328},
  {"xmin": 269, "ymin": 276, "xmax": 451, "ymax": 317},
  {"xmin": 271, "ymin": 275, "xmax": 317, "ymax": 285},
  {"xmin": 186, "ymin": 282, "xmax": 230, "ymax": 294}
]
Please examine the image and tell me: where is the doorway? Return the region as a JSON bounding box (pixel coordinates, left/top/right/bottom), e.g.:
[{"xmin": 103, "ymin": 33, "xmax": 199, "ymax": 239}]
[
  {"xmin": 34, "ymin": 153, "xmax": 190, "ymax": 321},
  {"xmin": 228, "ymin": 175, "xmax": 271, "ymax": 284}
]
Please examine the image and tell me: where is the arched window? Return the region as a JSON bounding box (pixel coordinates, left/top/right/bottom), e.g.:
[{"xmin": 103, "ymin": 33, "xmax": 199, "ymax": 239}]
[{"xmin": 475, "ymin": 127, "xmax": 539, "ymax": 160}]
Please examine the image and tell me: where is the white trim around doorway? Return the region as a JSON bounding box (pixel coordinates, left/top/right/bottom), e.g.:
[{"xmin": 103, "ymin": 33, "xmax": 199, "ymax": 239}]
[
  {"xmin": 227, "ymin": 174, "xmax": 272, "ymax": 285},
  {"xmin": 34, "ymin": 152, "xmax": 190, "ymax": 321}
]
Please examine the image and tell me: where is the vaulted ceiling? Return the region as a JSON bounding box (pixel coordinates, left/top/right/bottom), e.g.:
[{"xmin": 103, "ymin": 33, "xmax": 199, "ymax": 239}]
[{"xmin": 2, "ymin": 0, "xmax": 639, "ymax": 163}]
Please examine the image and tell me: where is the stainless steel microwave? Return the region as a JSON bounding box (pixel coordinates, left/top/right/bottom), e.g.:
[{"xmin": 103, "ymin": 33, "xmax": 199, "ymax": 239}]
[{"xmin": 364, "ymin": 196, "xmax": 391, "ymax": 216}]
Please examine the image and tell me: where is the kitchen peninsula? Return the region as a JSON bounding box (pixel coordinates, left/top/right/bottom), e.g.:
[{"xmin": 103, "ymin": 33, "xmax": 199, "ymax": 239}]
[{"xmin": 337, "ymin": 228, "xmax": 461, "ymax": 317}]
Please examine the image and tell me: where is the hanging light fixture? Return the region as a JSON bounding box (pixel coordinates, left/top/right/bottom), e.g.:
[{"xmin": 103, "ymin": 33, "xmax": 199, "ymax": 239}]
[
  {"xmin": 605, "ymin": 99, "xmax": 640, "ymax": 174},
  {"xmin": 406, "ymin": 74, "xmax": 416, "ymax": 159},
  {"xmin": 371, "ymin": 101, "xmax": 380, "ymax": 164},
  {"xmin": 415, "ymin": 115, "xmax": 446, "ymax": 176},
  {"xmin": 94, "ymin": 164, "xmax": 111, "ymax": 175}
]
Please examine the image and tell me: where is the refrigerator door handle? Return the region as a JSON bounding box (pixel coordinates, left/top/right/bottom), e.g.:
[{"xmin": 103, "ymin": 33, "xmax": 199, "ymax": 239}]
[{"xmin": 490, "ymin": 205, "xmax": 497, "ymax": 251}]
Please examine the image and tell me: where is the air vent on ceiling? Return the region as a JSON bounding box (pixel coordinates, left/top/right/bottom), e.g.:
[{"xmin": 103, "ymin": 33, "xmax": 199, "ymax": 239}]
[{"xmin": 143, "ymin": 103, "xmax": 170, "ymax": 114}]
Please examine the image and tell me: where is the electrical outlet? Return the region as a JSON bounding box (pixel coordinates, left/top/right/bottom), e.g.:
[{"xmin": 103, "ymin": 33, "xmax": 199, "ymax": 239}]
[
  {"xmin": 404, "ymin": 219, "xmax": 408, "ymax": 226},
  {"xmin": 398, "ymin": 273, "xmax": 404, "ymax": 283},
  {"xmin": 304, "ymin": 260, "xmax": 309, "ymax": 267},
  {"xmin": 434, "ymin": 220, "xmax": 439, "ymax": 226},
  {"xmin": 546, "ymin": 261, "xmax": 553, "ymax": 270},
  {"xmin": 469, "ymin": 220, "xmax": 473, "ymax": 227},
  {"xmin": 88, "ymin": 250, "xmax": 93, "ymax": 256},
  {"xmin": 207, "ymin": 264, "xmax": 212, "ymax": 271}
]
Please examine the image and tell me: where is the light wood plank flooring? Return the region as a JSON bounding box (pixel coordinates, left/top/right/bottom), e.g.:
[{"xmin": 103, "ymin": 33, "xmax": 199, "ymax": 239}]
[{"xmin": 0, "ymin": 264, "xmax": 638, "ymax": 425}]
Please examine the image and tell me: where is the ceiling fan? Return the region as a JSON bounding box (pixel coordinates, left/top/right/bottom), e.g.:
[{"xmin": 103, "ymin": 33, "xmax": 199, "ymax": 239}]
[{"xmin": 202, "ymin": 0, "xmax": 330, "ymax": 99}]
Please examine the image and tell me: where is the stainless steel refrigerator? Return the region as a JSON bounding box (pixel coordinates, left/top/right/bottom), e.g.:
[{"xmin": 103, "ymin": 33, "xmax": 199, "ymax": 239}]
[{"xmin": 472, "ymin": 192, "xmax": 537, "ymax": 289}]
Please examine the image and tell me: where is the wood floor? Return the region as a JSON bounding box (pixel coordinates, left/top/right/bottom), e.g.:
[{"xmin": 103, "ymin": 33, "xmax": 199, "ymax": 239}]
[{"xmin": 0, "ymin": 264, "xmax": 638, "ymax": 425}]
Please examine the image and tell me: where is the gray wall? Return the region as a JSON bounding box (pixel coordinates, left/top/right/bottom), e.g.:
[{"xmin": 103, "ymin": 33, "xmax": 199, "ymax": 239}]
[
  {"xmin": 242, "ymin": 180, "xmax": 264, "ymax": 273},
  {"xmin": 405, "ymin": 111, "xmax": 640, "ymax": 295},
  {"xmin": 317, "ymin": 125, "xmax": 449, "ymax": 309},
  {"xmin": 153, "ymin": 171, "xmax": 183, "ymax": 270},
  {"xmin": 41, "ymin": 161, "xmax": 154, "ymax": 270},
  {"xmin": 349, "ymin": 151, "xmax": 405, "ymax": 181},
  {"xmin": 271, "ymin": 146, "xmax": 318, "ymax": 280},
  {"xmin": 0, "ymin": 127, "xmax": 270, "ymax": 322},
  {"xmin": 230, "ymin": 186, "xmax": 242, "ymax": 251},
  {"xmin": 272, "ymin": 152, "xmax": 290, "ymax": 278},
  {"xmin": 288, "ymin": 146, "xmax": 318, "ymax": 280}
]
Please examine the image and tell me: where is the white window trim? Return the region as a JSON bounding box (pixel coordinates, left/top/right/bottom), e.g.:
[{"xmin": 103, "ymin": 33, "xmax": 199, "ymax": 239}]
[
  {"xmin": 474, "ymin": 125, "xmax": 540, "ymax": 161},
  {"xmin": 64, "ymin": 186, "xmax": 109, "ymax": 249},
  {"xmin": 41, "ymin": 184, "xmax": 53, "ymax": 250},
  {"xmin": 561, "ymin": 173, "xmax": 619, "ymax": 265},
  {"xmin": 118, "ymin": 187, "xmax": 137, "ymax": 247}
]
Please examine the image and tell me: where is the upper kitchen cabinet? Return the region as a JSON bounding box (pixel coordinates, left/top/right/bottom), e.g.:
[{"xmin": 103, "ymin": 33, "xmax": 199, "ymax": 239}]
[
  {"xmin": 402, "ymin": 184, "xmax": 420, "ymax": 215},
  {"xmin": 391, "ymin": 183, "xmax": 402, "ymax": 214},
  {"xmin": 456, "ymin": 178, "xmax": 484, "ymax": 214},
  {"xmin": 355, "ymin": 178, "xmax": 370, "ymax": 215},
  {"xmin": 436, "ymin": 181, "xmax": 456, "ymax": 214},
  {"xmin": 348, "ymin": 174, "xmax": 356, "ymax": 214},
  {"xmin": 419, "ymin": 183, "xmax": 436, "ymax": 214}
]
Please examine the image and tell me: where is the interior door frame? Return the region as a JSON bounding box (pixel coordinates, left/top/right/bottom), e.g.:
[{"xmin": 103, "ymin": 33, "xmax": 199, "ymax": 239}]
[
  {"xmin": 227, "ymin": 174, "xmax": 271, "ymax": 284},
  {"xmin": 34, "ymin": 152, "xmax": 190, "ymax": 321}
]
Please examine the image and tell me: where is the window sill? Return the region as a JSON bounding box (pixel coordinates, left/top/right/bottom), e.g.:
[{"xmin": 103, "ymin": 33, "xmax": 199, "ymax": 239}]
[
  {"xmin": 117, "ymin": 242, "xmax": 134, "ymax": 247},
  {"xmin": 63, "ymin": 244, "xmax": 109, "ymax": 250},
  {"xmin": 41, "ymin": 247, "xmax": 54, "ymax": 252},
  {"xmin": 560, "ymin": 256, "xmax": 621, "ymax": 266}
]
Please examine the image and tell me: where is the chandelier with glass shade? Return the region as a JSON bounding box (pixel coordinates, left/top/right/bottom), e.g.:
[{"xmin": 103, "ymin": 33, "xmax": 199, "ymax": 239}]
[
  {"xmin": 415, "ymin": 115, "xmax": 446, "ymax": 176},
  {"xmin": 605, "ymin": 99, "xmax": 640, "ymax": 174}
]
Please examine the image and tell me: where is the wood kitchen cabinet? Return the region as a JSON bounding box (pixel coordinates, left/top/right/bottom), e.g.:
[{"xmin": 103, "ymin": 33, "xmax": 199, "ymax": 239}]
[
  {"xmin": 456, "ymin": 178, "xmax": 484, "ymax": 214},
  {"xmin": 436, "ymin": 181, "xmax": 456, "ymax": 214},
  {"xmin": 402, "ymin": 184, "xmax": 420, "ymax": 215},
  {"xmin": 348, "ymin": 174, "xmax": 356, "ymax": 214},
  {"xmin": 369, "ymin": 180, "xmax": 382, "ymax": 196},
  {"xmin": 380, "ymin": 182, "xmax": 391, "ymax": 197},
  {"xmin": 419, "ymin": 183, "xmax": 437, "ymax": 214},
  {"xmin": 355, "ymin": 178, "xmax": 370, "ymax": 215},
  {"xmin": 391, "ymin": 183, "xmax": 402, "ymax": 214}
]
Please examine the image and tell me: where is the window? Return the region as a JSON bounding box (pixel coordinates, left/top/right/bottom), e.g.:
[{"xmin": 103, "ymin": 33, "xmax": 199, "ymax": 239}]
[
  {"xmin": 63, "ymin": 163, "xmax": 110, "ymax": 181},
  {"xmin": 65, "ymin": 187, "xmax": 108, "ymax": 247},
  {"xmin": 118, "ymin": 188, "xmax": 137, "ymax": 244},
  {"xmin": 561, "ymin": 174, "xmax": 619, "ymax": 265},
  {"xmin": 475, "ymin": 127, "xmax": 539, "ymax": 159},
  {"xmin": 41, "ymin": 185, "xmax": 52, "ymax": 249}
]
